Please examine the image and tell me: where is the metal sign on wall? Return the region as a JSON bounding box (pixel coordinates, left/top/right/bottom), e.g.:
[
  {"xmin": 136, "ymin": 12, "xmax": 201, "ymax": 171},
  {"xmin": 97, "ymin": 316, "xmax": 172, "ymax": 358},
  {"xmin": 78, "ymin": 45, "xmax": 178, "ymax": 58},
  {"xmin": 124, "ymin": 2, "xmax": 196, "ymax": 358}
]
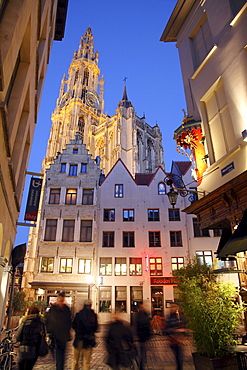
[
  {"xmin": 151, "ymin": 277, "xmax": 179, "ymax": 285},
  {"xmin": 24, "ymin": 177, "xmax": 43, "ymax": 221}
]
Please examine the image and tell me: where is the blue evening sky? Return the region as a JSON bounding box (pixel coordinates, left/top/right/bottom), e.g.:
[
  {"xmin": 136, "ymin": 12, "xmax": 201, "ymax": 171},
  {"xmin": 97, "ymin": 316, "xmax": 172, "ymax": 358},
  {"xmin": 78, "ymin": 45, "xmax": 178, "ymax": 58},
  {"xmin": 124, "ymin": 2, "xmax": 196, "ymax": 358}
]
[{"xmin": 16, "ymin": 0, "xmax": 187, "ymax": 245}]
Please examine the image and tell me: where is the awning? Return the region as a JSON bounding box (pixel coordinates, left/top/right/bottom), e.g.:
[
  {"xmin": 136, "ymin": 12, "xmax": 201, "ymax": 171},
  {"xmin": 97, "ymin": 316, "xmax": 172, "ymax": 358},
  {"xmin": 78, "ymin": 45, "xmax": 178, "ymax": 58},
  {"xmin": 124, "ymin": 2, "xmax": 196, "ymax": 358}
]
[{"xmin": 218, "ymin": 210, "xmax": 247, "ymax": 258}]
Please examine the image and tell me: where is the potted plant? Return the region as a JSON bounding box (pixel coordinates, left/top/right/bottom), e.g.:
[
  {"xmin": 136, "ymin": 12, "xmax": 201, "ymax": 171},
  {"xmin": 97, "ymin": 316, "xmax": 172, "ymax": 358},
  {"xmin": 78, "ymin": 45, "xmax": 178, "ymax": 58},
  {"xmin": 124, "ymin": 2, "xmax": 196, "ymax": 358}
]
[{"xmin": 173, "ymin": 258, "xmax": 245, "ymax": 369}]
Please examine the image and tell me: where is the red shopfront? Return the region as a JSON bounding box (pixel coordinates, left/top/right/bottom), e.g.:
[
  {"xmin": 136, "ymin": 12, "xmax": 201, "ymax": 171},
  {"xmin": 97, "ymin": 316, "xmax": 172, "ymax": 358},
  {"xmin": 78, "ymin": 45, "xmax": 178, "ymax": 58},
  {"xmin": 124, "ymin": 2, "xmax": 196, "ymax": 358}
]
[{"xmin": 150, "ymin": 277, "xmax": 179, "ymax": 316}]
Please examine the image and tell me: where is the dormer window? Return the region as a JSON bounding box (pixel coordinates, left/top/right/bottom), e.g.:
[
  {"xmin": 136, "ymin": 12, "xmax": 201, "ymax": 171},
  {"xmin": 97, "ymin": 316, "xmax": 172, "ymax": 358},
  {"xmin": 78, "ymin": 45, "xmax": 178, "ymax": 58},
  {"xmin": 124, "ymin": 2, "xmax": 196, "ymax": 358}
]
[{"xmin": 73, "ymin": 148, "xmax": 78, "ymax": 154}]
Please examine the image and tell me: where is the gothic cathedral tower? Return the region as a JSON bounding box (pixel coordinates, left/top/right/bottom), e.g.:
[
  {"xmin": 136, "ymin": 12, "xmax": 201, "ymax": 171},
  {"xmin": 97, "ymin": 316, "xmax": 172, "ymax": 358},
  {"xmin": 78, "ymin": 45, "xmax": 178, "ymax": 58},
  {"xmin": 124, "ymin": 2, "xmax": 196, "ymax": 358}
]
[{"xmin": 44, "ymin": 27, "xmax": 164, "ymax": 175}]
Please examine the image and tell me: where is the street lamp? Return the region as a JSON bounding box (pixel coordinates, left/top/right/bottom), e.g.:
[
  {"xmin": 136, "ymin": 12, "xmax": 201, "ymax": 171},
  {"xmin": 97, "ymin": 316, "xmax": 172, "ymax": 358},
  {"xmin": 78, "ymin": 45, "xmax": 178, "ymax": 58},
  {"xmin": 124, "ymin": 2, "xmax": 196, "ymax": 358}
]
[{"xmin": 166, "ymin": 179, "xmax": 178, "ymax": 208}]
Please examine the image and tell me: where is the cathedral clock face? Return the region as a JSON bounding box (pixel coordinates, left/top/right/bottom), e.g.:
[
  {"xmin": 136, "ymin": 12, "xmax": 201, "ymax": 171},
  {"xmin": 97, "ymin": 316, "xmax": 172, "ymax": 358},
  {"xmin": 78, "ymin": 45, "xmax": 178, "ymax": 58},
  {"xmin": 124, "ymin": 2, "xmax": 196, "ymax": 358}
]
[{"xmin": 85, "ymin": 91, "xmax": 99, "ymax": 108}]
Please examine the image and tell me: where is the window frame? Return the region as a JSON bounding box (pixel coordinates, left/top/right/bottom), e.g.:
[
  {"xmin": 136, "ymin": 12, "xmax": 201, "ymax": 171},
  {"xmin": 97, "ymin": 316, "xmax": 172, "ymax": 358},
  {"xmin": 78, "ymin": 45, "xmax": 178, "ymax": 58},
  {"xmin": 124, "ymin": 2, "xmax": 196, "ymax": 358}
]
[
  {"xmin": 102, "ymin": 231, "xmax": 114, "ymax": 248},
  {"xmin": 99, "ymin": 286, "xmax": 111, "ymax": 312},
  {"xmin": 81, "ymin": 163, "xmax": 87, "ymax": 173},
  {"xmin": 103, "ymin": 209, "xmax": 115, "ymax": 222},
  {"xmin": 148, "ymin": 209, "xmax": 160, "ymax": 221},
  {"xmin": 129, "ymin": 257, "xmax": 142, "ymax": 276},
  {"xmin": 123, "ymin": 231, "xmax": 135, "ymax": 248},
  {"xmin": 65, "ymin": 188, "xmax": 77, "ymax": 205},
  {"xmin": 78, "ymin": 258, "xmax": 91, "ymax": 274},
  {"xmin": 170, "ymin": 231, "xmax": 183, "ymax": 247},
  {"xmin": 171, "ymin": 257, "xmax": 184, "ymax": 271},
  {"xmin": 49, "ymin": 188, "xmax": 61, "ymax": 205},
  {"xmin": 123, "ymin": 209, "xmax": 134, "ymax": 222},
  {"xmin": 82, "ymin": 188, "xmax": 94, "ymax": 205},
  {"xmin": 149, "ymin": 257, "xmax": 162, "ymax": 276},
  {"xmin": 44, "ymin": 219, "xmax": 57, "ymax": 241},
  {"xmin": 115, "ymin": 286, "xmax": 127, "ymax": 313},
  {"xmin": 69, "ymin": 164, "xmax": 78, "ymax": 176},
  {"xmin": 80, "ymin": 220, "xmax": 93, "ymax": 242},
  {"xmin": 168, "ymin": 208, "xmax": 180, "ymax": 221},
  {"xmin": 193, "ymin": 218, "xmax": 210, "ymax": 237},
  {"xmin": 196, "ymin": 250, "xmax": 213, "ymax": 267},
  {"xmin": 60, "ymin": 163, "xmax": 66, "ymax": 173},
  {"xmin": 62, "ymin": 220, "xmax": 75, "ymax": 242},
  {"xmin": 59, "ymin": 258, "xmax": 73, "ymax": 273},
  {"xmin": 40, "ymin": 257, "xmax": 54, "ymax": 273},
  {"xmin": 99, "ymin": 257, "xmax": 112, "ymax": 276},
  {"xmin": 149, "ymin": 231, "xmax": 161, "ymax": 247},
  {"xmin": 115, "ymin": 257, "xmax": 127, "ymax": 276},
  {"xmin": 115, "ymin": 184, "xmax": 123, "ymax": 198}
]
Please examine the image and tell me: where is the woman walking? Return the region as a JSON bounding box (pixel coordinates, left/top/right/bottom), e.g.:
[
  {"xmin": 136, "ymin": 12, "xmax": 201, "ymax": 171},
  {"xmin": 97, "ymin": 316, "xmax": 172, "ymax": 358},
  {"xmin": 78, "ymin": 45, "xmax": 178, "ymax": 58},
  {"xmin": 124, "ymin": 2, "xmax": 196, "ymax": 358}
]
[{"xmin": 17, "ymin": 305, "xmax": 46, "ymax": 370}]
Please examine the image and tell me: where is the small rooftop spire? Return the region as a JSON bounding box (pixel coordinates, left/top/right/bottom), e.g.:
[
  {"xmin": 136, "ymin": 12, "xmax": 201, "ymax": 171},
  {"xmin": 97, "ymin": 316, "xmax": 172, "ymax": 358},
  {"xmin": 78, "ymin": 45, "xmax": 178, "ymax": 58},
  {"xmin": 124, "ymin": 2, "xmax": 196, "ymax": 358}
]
[{"xmin": 119, "ymin": 78, "xmax": 132, "ymax": 108}]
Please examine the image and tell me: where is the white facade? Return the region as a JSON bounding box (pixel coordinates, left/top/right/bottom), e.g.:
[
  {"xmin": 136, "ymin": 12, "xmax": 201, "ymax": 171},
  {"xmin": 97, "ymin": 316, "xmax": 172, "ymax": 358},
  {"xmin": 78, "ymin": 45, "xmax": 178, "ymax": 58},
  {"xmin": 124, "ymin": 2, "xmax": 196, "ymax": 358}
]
[{"xmin": 96, "ymin": 159, "xmax": 222, "ymax": 324}]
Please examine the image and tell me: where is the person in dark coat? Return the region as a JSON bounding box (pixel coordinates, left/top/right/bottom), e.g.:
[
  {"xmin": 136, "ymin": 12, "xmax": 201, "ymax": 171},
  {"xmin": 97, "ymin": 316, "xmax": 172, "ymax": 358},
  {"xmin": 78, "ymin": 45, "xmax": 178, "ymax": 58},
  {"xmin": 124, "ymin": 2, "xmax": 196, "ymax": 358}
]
[
  {"xmin": 106, "ymin": 312, "xmax": 136, "ymax": 370},
  {"xmin": 136, "ymin": 304, "xmax": 151, "ymax": 370},
  {"xmin": 16, "ymin": 305, "xmax": 45, "ymax": 370},
  {"xmin": 164, "ymin": 303, "xmax": 186, "ymax": 370},
  {"xmin": 72, "ymin": 299, "xmax": 98, "ymax": 370},
  {"xmin": 46, "ymin": 292, "xmax": 72, "ymax": 370}
]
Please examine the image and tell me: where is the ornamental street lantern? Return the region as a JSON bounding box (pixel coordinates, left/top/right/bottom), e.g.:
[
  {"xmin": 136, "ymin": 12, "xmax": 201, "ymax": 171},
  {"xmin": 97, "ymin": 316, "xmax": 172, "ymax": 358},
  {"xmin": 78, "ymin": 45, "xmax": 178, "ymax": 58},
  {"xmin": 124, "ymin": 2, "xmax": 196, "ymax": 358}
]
[{"xmin": 166, "ymin": 179, "xmax": 178, "ymax": 208}]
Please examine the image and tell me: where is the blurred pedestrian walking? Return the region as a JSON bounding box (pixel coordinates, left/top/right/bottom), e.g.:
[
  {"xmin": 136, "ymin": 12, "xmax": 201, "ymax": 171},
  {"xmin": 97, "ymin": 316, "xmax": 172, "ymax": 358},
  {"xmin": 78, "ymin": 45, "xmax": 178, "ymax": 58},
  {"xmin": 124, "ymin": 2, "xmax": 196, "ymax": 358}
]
[
  {"xmin": 136, "ymin": 304, "xmax": 151, "ymax": 370},
  {"xmin": 16, "ymin": 305, "xmax": 46, "ymax": 370},
  {"xmin": 151, "ymin": 310, "xmax": 165, "ymax": 335},
  {"xmin": 164, "ymin": 303, "xmax": 186, "ymax": 370},
  {"xmin": 106, "ymin": 312, "xmax": 137, "ymax": 370},
  {"xmin": 72, "ymin": 299, "xmax": 98, "ymax": 370},
  {"xmin": 46, "ymin": 292, "xmax": 72, "ymax": 370}
]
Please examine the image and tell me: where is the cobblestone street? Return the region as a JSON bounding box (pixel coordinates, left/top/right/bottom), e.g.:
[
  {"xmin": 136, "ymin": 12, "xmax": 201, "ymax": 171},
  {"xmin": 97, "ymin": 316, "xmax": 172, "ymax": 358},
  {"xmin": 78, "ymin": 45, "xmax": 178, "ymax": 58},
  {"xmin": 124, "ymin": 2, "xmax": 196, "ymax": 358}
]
[{"xmin": 13, "ymin": 332, "xmax": 195, "ymax": 370}]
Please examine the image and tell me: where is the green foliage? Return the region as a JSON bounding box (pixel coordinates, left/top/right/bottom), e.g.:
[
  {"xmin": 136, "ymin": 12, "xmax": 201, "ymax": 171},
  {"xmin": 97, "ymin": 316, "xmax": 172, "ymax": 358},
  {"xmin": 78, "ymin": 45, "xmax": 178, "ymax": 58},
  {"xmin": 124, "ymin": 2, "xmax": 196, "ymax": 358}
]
[
  {"xmin": 12, "ymin": 291, "xmax": 29, "ymax": 313},
  {"xmin": 33, "ymin": 300, "xmax": 47, "ymax": 314},
  {"xmin": 173, "ymin": 258, "xmax": 245, "ymax": 359}
]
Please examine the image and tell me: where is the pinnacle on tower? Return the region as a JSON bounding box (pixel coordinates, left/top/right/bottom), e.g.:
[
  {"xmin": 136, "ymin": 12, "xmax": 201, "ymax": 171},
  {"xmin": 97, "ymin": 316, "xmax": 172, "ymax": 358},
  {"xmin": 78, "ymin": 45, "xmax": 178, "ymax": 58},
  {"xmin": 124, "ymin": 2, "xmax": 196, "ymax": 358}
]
[{"xmin": 118, "ymin": 83, "xmax": 133, "ymax": 108}]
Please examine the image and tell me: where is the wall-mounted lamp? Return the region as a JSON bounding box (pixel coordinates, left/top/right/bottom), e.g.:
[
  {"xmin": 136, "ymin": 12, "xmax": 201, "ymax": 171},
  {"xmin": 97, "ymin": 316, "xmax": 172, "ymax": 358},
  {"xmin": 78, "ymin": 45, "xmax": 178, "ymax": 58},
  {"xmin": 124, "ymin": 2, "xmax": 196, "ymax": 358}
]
[
  {"xmin": 242, "ymin": 129, "xmax": 247, "ymax": 142},
  {"xmin": 164, "ymin": 175, "xmax": 204, "ymax": 208}
]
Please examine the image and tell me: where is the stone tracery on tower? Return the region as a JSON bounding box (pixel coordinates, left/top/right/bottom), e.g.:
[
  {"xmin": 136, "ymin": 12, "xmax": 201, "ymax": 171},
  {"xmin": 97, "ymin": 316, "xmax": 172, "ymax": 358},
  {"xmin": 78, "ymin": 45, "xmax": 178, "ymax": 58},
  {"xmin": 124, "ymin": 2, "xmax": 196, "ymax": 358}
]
[{"xmin": 44, "ymin": 27, "xmax": 164, "ymax": 175}]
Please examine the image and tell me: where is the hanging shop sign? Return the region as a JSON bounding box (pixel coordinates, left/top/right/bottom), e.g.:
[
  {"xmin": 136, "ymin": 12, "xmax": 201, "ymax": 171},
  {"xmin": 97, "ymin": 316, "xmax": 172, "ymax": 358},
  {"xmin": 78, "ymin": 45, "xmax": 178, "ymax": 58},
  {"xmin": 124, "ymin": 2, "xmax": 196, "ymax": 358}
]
[{"xmin": 24, "ymin": 177, "xmax": 43, "ymax": 221}]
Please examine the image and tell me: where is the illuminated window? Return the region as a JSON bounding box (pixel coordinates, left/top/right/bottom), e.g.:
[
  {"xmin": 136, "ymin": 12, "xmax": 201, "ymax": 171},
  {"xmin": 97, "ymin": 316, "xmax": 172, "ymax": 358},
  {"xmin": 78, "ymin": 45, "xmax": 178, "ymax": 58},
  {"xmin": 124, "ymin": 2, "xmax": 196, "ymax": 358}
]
[
  {"xmin": 62, "ymin": 220, "xmax": 75, "ymax": 242},
  {"xmin": 59, "ymin": 258, "xmax": 73, "ymax": 273},
  {"xmin": 168, "ymin": 209, "xmax": 180, "ymax": 221},
  {"xmin": 171, "ymin": 257, "xmax": 184, "ymax": 271},
  {"xmin": 60, "ymin": 163, "xmax": 66, "ymax": 173},
  {"xmin": 99, "ymin": 286, "xmax": 111, "ymax": 312},
  {"xmin": 81, "ymin": 163, "xmax": 87, "ymax": 173},
  {"xmin": 69, "ymin": 164, "xmax": 77, "ymax": 176},
  {"xmin": 99, "ymin": 257, "xmax": 112, "ymax": 276},
  {"xmin": 148, "ymin": 209, "xmax": 159, "ymax": 221},
  {"xmin": 104, "ymin": 209, "xmax": 115, "ymax": 221},
  {"xmin": 49, "ymin": 188, "xmax": 60, "ymax": 204},
  {"xmin": 82, "ymin": 189, "xmax": 94, "ymax": 205},
  {"xmin": 170, "ymin": 231, "xmax": 183, "ymax": 247},
  {"xmin": 123, "ymin": 232, "xmax": 135, "ymax": 248},
  {"xmin": 149, "ymin": 231, "xmax": 161, "ymax": 247},
  {"xmin": 44, "ymin": 219, "xmax": 57, "ymax": 241},
  {"xmin": 129, "ymin": 258, "xmax": 142, "ymax": 276},
  {"xmin": 190, "ymin": 13, "xmax": 214, "ymax": 69},
  {"xmin": 40, "ymin": 257, "xmax": 54, "ymax": 272},
  {"xmin": 158, "ymin": 182, "xmax": 166, "ymax": 195},
  {"xmin": 103, "ymin": 232, "xmax": 114, "ymax": 247},
  {"xmin": 196, "ymin": 251, "xmax": 213, "ymax": 267},
  {"xmin": 115, "ymin": 184, "xmax": 123, "ymax": 198},
  {"xmin": 150, "ymin": 257, "xmax": 162, "ymax": 276},
  {"xmin": 115, "ymin": 286, "xmax": 127, "ymax": 313},
  {"xmin": 123, "ymin": 209, "xmax": 134, "ymax": 221},
  {"xmin": 193, "ymin": 218, "xmax": 210, "ymax": 237},
  {"xmin": 80, "ymin": 220, "xmax": 92, "ymax": 242},
  {"xmin": 115, "ymin": 258, "xmax": 127, "ymax": 276},
  {"xmin": 78, "ymin": 259, "xmax": 91, "ymax": 274},
  {"xmin": 65, "ymin": 189, "xmax": 77, "ymax": 205}
]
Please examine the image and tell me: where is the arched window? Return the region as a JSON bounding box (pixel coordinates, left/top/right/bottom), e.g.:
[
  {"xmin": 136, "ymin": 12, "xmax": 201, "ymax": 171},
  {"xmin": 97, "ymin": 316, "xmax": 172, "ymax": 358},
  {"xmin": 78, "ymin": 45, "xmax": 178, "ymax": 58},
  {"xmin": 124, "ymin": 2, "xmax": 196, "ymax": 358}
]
[
  {"xmin": 81, "ymin": 88, "xmax": 86, "ymax": 102},
  {"xmin": 158, "ymin": 182, "xmax": 166, "ymax": 195},
  {"xmin": 83, "ymin": 68, "xmax": 89, "ymax": 86},
  {"xmin": 78, "ymin": 117, "xmax": 85, "ymax": 137},
  {"xmin": 147, "ymin": 139, "xmax": 153, "ymax": 173},
  {"xmin": 74, "ymin": 69, "xmax": 79, "ymax": 84}
]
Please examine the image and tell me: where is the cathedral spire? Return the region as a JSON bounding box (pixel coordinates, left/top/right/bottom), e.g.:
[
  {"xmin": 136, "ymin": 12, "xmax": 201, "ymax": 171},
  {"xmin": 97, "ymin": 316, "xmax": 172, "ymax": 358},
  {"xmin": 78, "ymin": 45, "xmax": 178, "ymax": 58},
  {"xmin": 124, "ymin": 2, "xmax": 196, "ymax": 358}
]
[{"xmin": 118, "ymin": 82, "xmax": 132, "ymax": 108}]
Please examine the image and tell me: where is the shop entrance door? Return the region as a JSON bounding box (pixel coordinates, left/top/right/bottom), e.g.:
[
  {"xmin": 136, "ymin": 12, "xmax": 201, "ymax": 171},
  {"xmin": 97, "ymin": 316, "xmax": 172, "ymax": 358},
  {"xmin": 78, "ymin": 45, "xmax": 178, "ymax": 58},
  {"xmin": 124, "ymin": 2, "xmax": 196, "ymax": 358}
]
[
  {"xmin": 151, "ymin": 286, "xmax": 163, "ymax": 316},
  {"xmin": 130, "ymin": 286, "xmax": 143, "ymax": 326}
]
